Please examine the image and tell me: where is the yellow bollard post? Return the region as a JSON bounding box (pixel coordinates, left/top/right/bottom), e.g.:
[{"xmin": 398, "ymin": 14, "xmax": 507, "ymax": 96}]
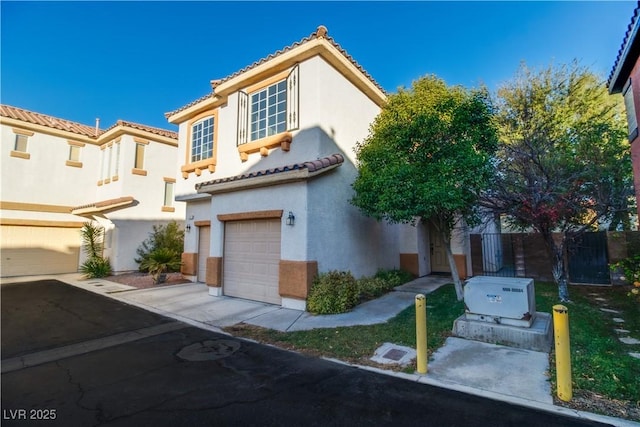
[
  {"xmin": 415, "ymin": 294, "xmax": 427, "ymax": 374},
  {"xmin": 553, "ymin": 304, "xmax": 572, "ymax": 401}
]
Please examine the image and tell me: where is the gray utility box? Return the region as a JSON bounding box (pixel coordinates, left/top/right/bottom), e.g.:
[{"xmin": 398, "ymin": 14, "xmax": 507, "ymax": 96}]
[{"xmin": 464, "ymin": 276, "xmax": 536, "ymax": 328}]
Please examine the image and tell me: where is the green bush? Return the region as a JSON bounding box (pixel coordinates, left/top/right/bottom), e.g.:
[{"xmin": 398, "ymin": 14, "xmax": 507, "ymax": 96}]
[
  {"xmin": 307, "ymin": 271, "xmax": 359, "ymax": 315},
  {"xmin": 80, "ymin": 256, "xmax": 112, "ymax": 278},
  {"xmin": 374, "ymin": 269, "xmax": 413, "ymax": 287},
  {"xmin": 358, "ymin": 277, "xmax": 393, "ymax": 300},
  {"xmin": 139, "ymin": 248, "xmax": 182, "ymax": 284},
  {"xmin": 136, "ymin": 221, "xmax": 184, "ymax": 273}
]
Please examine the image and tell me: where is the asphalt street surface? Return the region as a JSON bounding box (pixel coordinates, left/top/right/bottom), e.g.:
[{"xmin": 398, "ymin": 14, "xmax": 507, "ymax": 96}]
[{"xmin": 1, "ymin": 280, "xmax": 612, "ymax": 427}]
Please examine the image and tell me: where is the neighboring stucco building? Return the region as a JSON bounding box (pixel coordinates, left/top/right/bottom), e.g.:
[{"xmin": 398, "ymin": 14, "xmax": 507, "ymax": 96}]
[
  {"xmin": 609, "ymin": 3, "xmax": 640, "ymax": 219},
  {"xmin": 166, "ymin": 26, "xmax": 471, "ymax": 310},
  {"xmin": 0, "ymin": 104, "xmax": 184, "ymax": 276}
]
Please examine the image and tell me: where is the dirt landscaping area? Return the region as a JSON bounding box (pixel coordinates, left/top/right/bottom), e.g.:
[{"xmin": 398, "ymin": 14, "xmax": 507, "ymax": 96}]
[{"xmin": 105, "ymin": 272, "xmax": 192, "ymax": 290}]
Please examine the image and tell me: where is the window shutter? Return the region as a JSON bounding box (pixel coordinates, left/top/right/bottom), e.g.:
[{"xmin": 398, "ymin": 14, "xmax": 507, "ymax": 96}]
[
  {"xmin": 237, "ymin": 91, "xmax": 249, "ymax": 146},
  {"xmin": 287, "ymin": 65, "xmax": 299, "ymax": 131}
]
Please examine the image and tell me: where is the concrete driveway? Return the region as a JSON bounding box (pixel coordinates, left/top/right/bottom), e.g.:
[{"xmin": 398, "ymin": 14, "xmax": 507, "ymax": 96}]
[{"xmin": 0, "ymin": 279, "xmax": 619, "ymax": 427}]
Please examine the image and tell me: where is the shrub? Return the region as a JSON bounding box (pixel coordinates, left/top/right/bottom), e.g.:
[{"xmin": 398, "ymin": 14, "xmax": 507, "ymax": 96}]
[
  {"xmin": 374, "ymin": 269, "xmax": 413, "ymax": 287},
  {"xmin": 136, "ymin": 221, "xmax": 184, "ymax": 273},
  {"xmin": 611, "ymin": 253, "xmax": 640, "ymax": 302},
  {"xmin": 139, "ymin": 248, "xmax": 182, "ymax": 284},
  {"xmin": 357, "ymin": 277, "xmax": 391, "ymax": 300},
  {"xmin": 307, "ymin": 271, "xmax": 359, "ymax": 315},
  {"xmin": 79, "ymin": 222, "xmax": 111, "ymax": 278},
  {"xmin": 80, "ymin": 256, "xmax": 112, "ymax": 278}
]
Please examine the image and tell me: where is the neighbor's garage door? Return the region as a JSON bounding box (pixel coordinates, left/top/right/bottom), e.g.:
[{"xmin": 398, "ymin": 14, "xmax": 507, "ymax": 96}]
[
  {"xmin": 197, "ymin": 225, "xmax": 210, "ymax": 283},
  {"xmin": 223, "ymin": 219, "xmax": 281, "ymax": 304},
  {"xmin": 1, "ymin": 225, "xmax": 81, "ymax": 277}
]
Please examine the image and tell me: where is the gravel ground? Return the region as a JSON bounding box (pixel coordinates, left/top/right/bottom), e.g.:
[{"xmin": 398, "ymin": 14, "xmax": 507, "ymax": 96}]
[{"xmin": 105, "ymin": 272, "xmax": 192, "ymax": 289}]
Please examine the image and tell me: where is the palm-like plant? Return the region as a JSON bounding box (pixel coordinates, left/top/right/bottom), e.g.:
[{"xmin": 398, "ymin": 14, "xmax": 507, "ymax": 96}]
[
  {"xmin": 79, "ymin": 222, "xmax": 111, "ymax": 278},
  {"xmin": 139, "ymin": 248, "xmax": 181, "ymax": 284}
]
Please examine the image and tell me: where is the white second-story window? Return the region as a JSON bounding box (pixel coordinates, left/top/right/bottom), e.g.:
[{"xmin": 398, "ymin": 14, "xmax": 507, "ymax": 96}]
[
  {"xmin": 14, "ymin": 134, "xmax": 28, "ymax": 152},
  {"xmin": 114, "ymin": 141, "xmax": 120, "ymax": 176},
  {"xmin": 191, "ymin": 117, "xmax": 214, "ymax": 162},
  {"xmin": 237, "ymin": 65, "xmax": 299, "ymax": 146},
  {"xmin": 250, "ymin": 80, "xmax": 287, "ymax": 141},
  {"xmin": 135, "ymin": 143, "xmax": 145, "ymax": 169},
  {"xmin": 69, "ymin": 145, "xmax": 81, "ymax": 162},
  {"xmin": 164, "ymin": 181, "xmax": 174, "ymax": 207},
  {"xmin": 623, "ymin": 78, "xmax": 638, "ymax": 141}
]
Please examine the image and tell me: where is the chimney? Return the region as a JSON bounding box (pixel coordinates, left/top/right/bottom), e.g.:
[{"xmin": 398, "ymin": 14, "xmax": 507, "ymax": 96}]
[{"xmin": 95, "ymin": 118, "xmax": 100, "ymax": 136}]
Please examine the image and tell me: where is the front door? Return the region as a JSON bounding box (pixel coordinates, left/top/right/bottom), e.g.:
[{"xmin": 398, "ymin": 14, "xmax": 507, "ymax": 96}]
[{"xmin": 430, "ymin": 223, "xmax": 450, "ymax": 273}]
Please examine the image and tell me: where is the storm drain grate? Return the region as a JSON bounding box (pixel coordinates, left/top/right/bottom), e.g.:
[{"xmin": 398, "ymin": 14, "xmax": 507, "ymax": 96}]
[
  {"xmin": 177, "ymin": 340, "xmax": 241, "ymax": 361},
  {"xmin": 370, "ymin": 342, "xmax": 416, "ymax": 366}
]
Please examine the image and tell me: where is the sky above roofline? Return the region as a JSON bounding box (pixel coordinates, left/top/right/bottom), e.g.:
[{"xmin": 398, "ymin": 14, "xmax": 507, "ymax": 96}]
[{"xmin": 1, "ymin": 1, "xmax": 635, "ymax": 130}]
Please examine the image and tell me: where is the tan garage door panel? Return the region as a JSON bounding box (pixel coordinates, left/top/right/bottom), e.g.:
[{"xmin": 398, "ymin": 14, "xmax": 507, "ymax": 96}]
[
  {"xmin": 1, "ymin": 225, "xmax": 81, "ymax": 277},
  {"xmin": 224, "ymin": 219, "xmax": 281, "ymax": 304},
  {"xmin": 197, "ymin": 225, "xmax": 210, "ymax": 283}
]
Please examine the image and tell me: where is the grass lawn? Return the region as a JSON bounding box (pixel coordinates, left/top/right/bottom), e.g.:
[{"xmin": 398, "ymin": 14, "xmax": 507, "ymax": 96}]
[{"xmin": 225, "ymin": 281, "xmax": 640, "ymax": 420}]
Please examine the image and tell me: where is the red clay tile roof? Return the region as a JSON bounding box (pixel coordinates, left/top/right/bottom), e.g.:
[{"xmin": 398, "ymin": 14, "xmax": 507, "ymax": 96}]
[
  {"xmin": 608, "ymin": 2, "xmax": 640, "ymax": 92},
  {"xmin": 103, "ymin": 120, "xmax": 178, "ymax": 140},
  {"xmin": 1, "ymin": 104, "xmax": 100, "ymax": 137},
  {"xmin": 196, "ymin": 153, "xmax": 344, "ymax": 190},
  {"xmin": 166, "ymin": 26, "xmax": 385, "ymax": 118},
  {"xmin": 71, "ymin": 196, "xmax": 136, "ymax": 214},
  {"xmin": 1, "ymin": 104, "xmax": 177, "ymax": 140}
]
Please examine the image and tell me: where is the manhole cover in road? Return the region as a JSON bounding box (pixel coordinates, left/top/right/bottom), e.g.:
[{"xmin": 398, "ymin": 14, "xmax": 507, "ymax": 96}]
[{"xmin": 177, "ymin": 340, "xmax": 241, "ymax": 361}]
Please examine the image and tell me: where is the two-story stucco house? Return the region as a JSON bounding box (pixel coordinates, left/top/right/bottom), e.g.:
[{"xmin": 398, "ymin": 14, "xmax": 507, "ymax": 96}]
[
  {"xmin": 0, "ymin": 105, "xmax": 185, "ymax": 276},
  {"xmin": 166, "ymin": 26, "xmax": 471, "ymax": 310},
  {"xmin": 609, "ymin": 3, "xmax": 640, "ymax": 220}
]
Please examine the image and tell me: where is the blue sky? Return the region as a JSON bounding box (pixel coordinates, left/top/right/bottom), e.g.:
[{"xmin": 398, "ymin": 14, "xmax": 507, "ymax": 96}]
[{"xmin": 1, "ymin": 1, "xmax": 636, "ymax": 130}]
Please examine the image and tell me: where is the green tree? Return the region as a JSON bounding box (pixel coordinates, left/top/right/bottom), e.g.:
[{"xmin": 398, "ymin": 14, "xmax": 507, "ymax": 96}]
[
  {"xmin": 136, "ymin": 221, "xmax": 184, "ymax": 273},
  {"xmin": 481, "ymin": 62, "xmax": 632, "ymax": 301},
  {"xmin": 352, "ymin": 75, "xmax": 498, "ymax": 300}
]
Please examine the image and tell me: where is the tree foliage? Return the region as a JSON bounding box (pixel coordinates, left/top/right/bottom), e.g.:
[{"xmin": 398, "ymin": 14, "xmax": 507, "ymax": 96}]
[
  {"xmin": 481, "ymin": 62, "xmax": 632, "ymax": 301},
  {"xmin": 351, "ymin": 75, "xmax": 498, "ymax": 299}
]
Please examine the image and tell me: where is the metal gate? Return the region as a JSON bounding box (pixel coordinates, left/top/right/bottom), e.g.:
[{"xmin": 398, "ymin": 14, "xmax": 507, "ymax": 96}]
[
  {"xmin": 478, "ymin": 233, "xmax": 516, "ymax": 277},
  {"xmin": 568, "ymin": 232, "xmax": 610, "ymax": 285}
]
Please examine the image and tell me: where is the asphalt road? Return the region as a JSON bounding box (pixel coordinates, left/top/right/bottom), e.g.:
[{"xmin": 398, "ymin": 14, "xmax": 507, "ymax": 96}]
[{"xmin": 1, "ymin": 280, "xmax": 611, "ymax": 427}]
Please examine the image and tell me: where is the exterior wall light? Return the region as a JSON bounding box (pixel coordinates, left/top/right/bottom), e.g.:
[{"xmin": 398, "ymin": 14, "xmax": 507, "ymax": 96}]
[{"xmin": 286, "ymin": 211, "xmax": 295, "ymax": 226}]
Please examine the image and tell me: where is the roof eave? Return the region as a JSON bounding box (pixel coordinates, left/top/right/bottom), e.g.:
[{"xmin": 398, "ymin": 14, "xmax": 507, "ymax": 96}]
[
  {"xmin": 197, "ymin": 162, "xmax": 341, "ymax": 195},
  {"xmin": 610, "ymin": 12, "xmax": 640, "ymax": 94},
  {"xmin": 97, "ymin": 125, "xmax": 178, "ymax": 146},
  {"xmin": 166, "ymin": 95, "xmax": 224, "ymax": 125},
  {"xmin": 214, "ymin": 38, "xmax": 386, "ymax": 107}
]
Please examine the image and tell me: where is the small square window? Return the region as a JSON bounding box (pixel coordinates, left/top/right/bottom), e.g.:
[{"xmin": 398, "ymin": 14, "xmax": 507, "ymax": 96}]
[
  {"xmin": 623, "ymin": 78, "xmax": 638, "ymax": 141},
  {"xmin": 164, "ymin": 181, "xmax": 174, "ymax": 207},
  {"xmin": 69, "ymin": 145, "xmax": 81, "ymax": 162},
  {"xmin": 15, "ymin": 134, "xmax": 28, "ymax": 152},
  {"xmin": 135, "ymin": 143, "xmax": 145, "ymax": 169}
]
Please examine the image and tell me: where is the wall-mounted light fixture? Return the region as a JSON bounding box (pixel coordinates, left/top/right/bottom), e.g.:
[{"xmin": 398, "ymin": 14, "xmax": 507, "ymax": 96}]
[
  {"xmin": 286, "ymin": 211, "xmax": 295, "ymax": 226},
  {"xmin": 186, "ymin": 224, "xmax": 192, "ymax": 232}
]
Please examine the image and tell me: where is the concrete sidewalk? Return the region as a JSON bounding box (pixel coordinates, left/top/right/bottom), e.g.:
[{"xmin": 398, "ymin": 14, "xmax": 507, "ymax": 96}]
[{"xmin": 4, "ymin": 273, "xmax": 637, "ymax": 427}]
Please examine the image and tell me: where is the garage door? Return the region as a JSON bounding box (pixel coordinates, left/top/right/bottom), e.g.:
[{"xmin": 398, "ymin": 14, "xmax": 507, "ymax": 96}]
[
  {"xmin": 197, "ymin": 225, "xmax": 210, "ymax": 283},
  {"xmin": 1, "ymin": 225, "xmax": 81, "ymax": 277},
  {"xmin": 223, "ymin": 219, "xmax": 281, "ymax": 304}
]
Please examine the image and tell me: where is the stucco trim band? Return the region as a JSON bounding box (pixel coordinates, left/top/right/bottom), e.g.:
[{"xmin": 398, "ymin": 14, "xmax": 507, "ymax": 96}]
[
  {"xmin": 399, "ymin": 253, "xmax": 419, "ymax": 277},
  {"xmin": 181, "ymin": 252, "xmax": 197, "ymax": 276},
  {"xmin": 206, "ymin": 257, "xmax": 223, "ymax": 287},
  {"xmin": 453, "ymin": 254, "xmax": 468, "ymax": 280},
  {"xmin": 217, "ymin": 210, "xmax": 283, "ymax": 222},
  {"xmin": 279, "ymin": 260, "xmax": 318, "ymax": 299}
]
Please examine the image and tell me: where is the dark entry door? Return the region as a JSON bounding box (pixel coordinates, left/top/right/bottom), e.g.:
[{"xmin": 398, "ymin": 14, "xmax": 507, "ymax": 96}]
[{"xmin": 568, "ymin": 232, "xmax": 610, "ymax": 285}]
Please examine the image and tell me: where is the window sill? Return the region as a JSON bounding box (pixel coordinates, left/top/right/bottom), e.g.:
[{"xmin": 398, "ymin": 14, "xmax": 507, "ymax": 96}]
[
  {"xmin": 10, "ymin": 150, "xmax": 30, "ymax": 160},
  {"xmin": 162, "ymin": 206, "xmax": 176, "ymax": 213},
  {"xmin": 238, "ymin": 132, "xmax": 292, "ymax": 162},
  {"xmin": 65, "ymin": 160, "xmax": 83, "ymax": 168},
  {"xmin": 132, "ymin": 168, "xmax": 147, "ymax": 176},
  {"xmin": 181, "ymin": 157, "xmax": 216, "ymax": 179}
]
